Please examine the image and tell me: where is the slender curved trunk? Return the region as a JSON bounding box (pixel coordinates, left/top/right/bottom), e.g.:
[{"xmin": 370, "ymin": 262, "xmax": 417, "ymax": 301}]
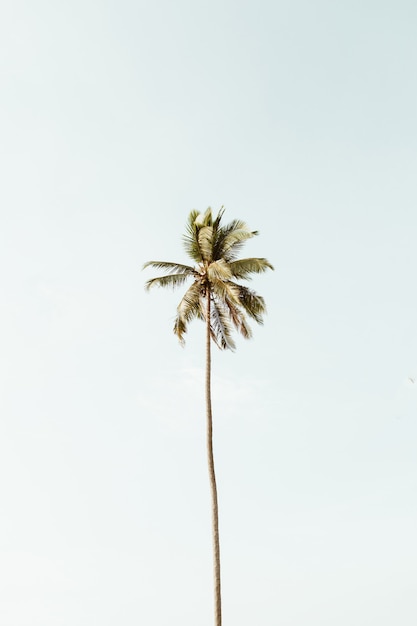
[{"xmin": 206, "ymin": 293, "xmax": 222, "ymax": 626}]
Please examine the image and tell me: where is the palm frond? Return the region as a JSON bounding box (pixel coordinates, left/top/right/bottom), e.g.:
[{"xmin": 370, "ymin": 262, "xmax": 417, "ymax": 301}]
[
  {"xmin": 213, "ymin": 207, "xmax": 225, "ymax": 230},
  {"xmin": 215, "ymin": 227, "xmax": 258, "ymax": 261},
  {"xmin": 207, "ymin": 259, "xmax": 232, "ymax": 281},
  {"xmin": 232, "ymin": 283, "xmax": 267, "ymax": 324},
  {"xmin": 177, "ymin": 281, "xmax": 204, "ymax": 322},
  {"xmin": 195, "ymin": 207, "xmax": 213, "ymax": 227},
  {"xmin": 185, "ymin": 209, "xmax": 201, "ymax": 232},
  {"xmin": 210, "ymin": 278, "xmax": 257, "ymax": 340},
  {"xmin": 198, "ymin": 225, "xmax": 214, "ymax": 262},
  {"xmin": 220, "ymin": 218, "xmax": 250, "ymax": 234},
  {"xmin": 143, "ymin": 261, "xmax": 196, "ymax": 274},
  {"xmin": 145, "ymin": 273, "xmax": 193, "ymax": 291},
  {"xmin": 182, "ymin": 210, "xmax": 203, "ymax": 262},
  {"xmin": 182, "ymin": 236, "xmax": 202, "ymax": 263},
  {"xmin": 228, "ymin": 257, "xmax": 274, "ymax": 280},
  {"xmin": 210, "ymin": 278, "xmax": 242, "ymax": 308},
  {"xmin": 210, "ymin": 297, "xmax": 236, "ymax": 350},
  {"xmin": 174, "ymin": 281, "xmax": 204, "ymax": 344},
  {"xmin": 173, "ymin": 315, "xmax": 187, "ymax": 344},
  {"xmin": 225, "ymin": 299, "xmax": 253, "ymax": 339},
  {"xmin": 234, "ymin": 309, "xmax": 252, "ymax": 339}
]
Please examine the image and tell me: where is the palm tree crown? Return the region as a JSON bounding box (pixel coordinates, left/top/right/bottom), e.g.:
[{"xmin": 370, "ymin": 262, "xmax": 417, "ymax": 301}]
[{"xmin": 143, "ymin": 207, "xmax": 274, "ymax": 349}]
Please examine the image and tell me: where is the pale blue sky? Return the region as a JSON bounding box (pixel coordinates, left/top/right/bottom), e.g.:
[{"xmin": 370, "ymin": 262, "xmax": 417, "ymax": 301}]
[{"xmin": 1, "ymin": 1, "xmax": 416, "ymax": 624}]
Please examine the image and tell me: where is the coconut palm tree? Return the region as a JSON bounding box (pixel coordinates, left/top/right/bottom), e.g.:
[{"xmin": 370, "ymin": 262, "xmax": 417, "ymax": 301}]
[{"xmin": 143, "ymin": 207, "xmax": 273, "ymax": 626}]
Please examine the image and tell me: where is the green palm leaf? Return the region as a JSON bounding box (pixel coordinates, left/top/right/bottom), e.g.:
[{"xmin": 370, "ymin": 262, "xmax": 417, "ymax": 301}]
[
  {"xmin": 225, "ymin": 300, "xmax": 253, "ymax": 339},
  {"xmin": 143, "ymin": 261, "xmax": 195, "ymax": 274},
  {"xmin": 198, "ymin": 225, "xmax": 214, "ymax": 262},
  {"xmin": 207, "ymin": 260, "xmax": 233, "ymax": 281},
  {"xmin": 210, "ymin": 277, "xmax": 241, "ymax": 309},
  {"xmin": 215, "ymin": 227, "xmax": 258, "ymax": 261},
  {"xmin": 183, "ymin": 209, "xmax": 204, "ymax": 262},
  {"xmin": 144, "ymin": 261, "xmax": 196, "ymax": 291},
  {"xmin": 145, "ymin": 273, "xmax": 193, "ymax": 291},
  {"xmin": 174, "ymin": 281, "xmax": 204, "ymax": 343},
  {"xmin": 232, "ymin": 283, "xmax": 267, "ymax": 323},
  {"xmin": 228, "ymin": 257, "xmax": 274, "ymax": 280},
  {"xmin": 210, "ymin": 297, "xmax": 236, "ymax": 350}
]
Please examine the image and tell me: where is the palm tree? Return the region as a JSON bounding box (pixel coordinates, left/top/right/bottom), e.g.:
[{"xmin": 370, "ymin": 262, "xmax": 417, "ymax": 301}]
[{"xmin": 143, "ymin": 207, "xmax": 273, "ymax": 626}]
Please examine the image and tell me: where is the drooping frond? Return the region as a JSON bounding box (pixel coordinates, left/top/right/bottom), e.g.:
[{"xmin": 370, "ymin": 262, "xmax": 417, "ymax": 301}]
[
  {"xmin": 143, "ymin": 261, "xmax": 196, "ymax": 290},
  {"xmin": 210, "ymin": 277, "xmax": 242, "ymax": 309},
  {"xmin": 209, "ymin": 296, "xmax": 236, "ymax": 351},
  {"xmin": 177, "ymin": 281, "xmax": 204, "ymax": 322},
  {"xmin": 221, "ymin": 296, "xmax": 253, "ymax": 340},
  {"xmin": 228, "ymin": 258, "xmax": 274, "ymax": 280},
  {"xmin": 231, "ymin": 283, "xmax": 267, "ymax": 324},
  {"xmin": 145, "ymin": 273, "xmax": 194, "ymax": 291},
  {"xmin": 173, "ymin": 281, "xmax": 204, "ymax": 344}
]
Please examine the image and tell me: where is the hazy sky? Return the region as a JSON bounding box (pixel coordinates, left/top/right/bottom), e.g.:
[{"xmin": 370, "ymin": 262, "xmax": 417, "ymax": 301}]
[{"xmin": 1, "ymin": 1, "xmax": 417, "ymax": 624}]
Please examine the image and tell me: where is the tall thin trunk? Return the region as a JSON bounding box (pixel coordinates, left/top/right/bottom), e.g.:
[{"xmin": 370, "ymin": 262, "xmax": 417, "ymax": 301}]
[{"xmin": 206, "ymin": 293, "xmax": 222, "ymax": 626}]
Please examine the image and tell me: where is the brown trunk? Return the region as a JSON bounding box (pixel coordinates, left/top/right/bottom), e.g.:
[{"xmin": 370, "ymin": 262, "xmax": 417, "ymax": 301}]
[{"xmin": 206, "ymin": 293, "xmax": 222, "ymax": 626}]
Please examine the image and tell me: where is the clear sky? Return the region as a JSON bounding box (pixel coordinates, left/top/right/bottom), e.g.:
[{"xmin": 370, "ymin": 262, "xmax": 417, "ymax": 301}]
[{"xmin": 1, "ymin": 1, "xmax": 417, "ymax": 624}]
